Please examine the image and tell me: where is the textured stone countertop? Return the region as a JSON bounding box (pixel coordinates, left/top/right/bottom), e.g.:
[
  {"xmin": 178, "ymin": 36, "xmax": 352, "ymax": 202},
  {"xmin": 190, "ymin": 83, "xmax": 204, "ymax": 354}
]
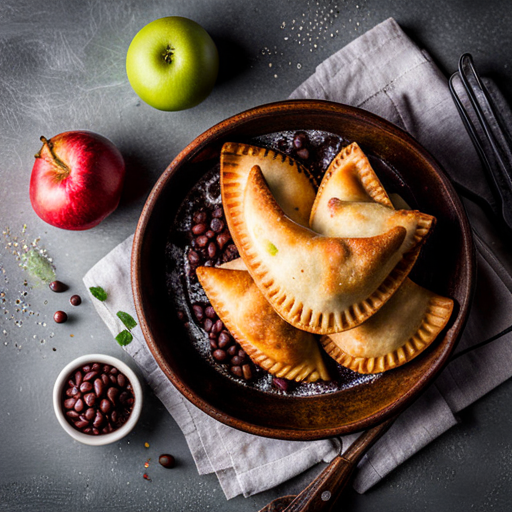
[{"xmin": 1, "ymin": 1, "xmax": 512, "ymax": 511}]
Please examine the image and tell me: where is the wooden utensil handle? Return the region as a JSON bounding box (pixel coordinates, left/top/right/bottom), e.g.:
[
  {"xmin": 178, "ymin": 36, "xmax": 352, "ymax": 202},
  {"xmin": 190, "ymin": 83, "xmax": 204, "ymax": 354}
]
[{"xmin": 282, "ymin": 417, "xmax": 396, "ymax": 512}]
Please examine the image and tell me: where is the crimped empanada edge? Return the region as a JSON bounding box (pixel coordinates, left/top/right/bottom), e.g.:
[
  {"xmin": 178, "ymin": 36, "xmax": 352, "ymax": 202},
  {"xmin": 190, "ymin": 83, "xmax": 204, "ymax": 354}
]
[{"xmin": 320, "ymin": 294, "xmax": 454, "ymax": 374}]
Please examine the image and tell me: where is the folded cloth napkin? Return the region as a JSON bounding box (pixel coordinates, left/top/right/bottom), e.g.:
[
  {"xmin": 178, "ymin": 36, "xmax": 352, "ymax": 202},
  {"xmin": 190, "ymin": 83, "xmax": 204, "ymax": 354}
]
[{"xmin": 84, "ymin": 17, "xmax": 512, "ymax": 498}]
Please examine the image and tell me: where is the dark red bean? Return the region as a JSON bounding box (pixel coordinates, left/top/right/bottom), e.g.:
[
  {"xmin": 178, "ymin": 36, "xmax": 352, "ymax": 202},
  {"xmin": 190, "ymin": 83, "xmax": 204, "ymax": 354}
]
[
  {"xmin": 109, "ymin": 374, "xmax": 117, "ymax": 385},
  {"xmin": 66, "ymin": 410, "xmax": 79, "ymax": 419},
  {"xmin": 212, "ymin": 319, "xmax": 224, "ymax": 334},
  {"xmin": 207, "ymin": 242, "xmax": 217, "ymax": 259},
  {"xmin": 193, "ymin": 211, "xmax": 207, "ymax": 224},
  {"xmin": 227, "ymin": 345, "xmax": 238, "ymax": 357},
  {"xmin": 107, "ymin": 387, "xmax": 119, "ymax": 405},
  {"xmin": 92, "ymin": 428, "xmax": 100, "ymax": 435},
  {"xmin": 203, "ymin": 318, "xmax": 213, "ymax": 332},
  {"xmin": 205, "ymin": 230, "xmax": 215, "ymax": 239},
  {"xmin": 192, "ymin": 223, "xmax": 207, "ymax": 235},
  {"xmin": 66, "ymin": 387, "xmax": 80, "ymax": 397},
  {"xmin": 74, "ymin": 420, "xmax": 89, "ymax": 429},
  {"xmin": 217, "ymin": 232, "xmax": 231, "ymax": 250},
  {"xmin": 210, "ymin": 218, "xmax": 224, "ymax": 233},
  {"xmin": 196, "ymin": 235, "xmax": 209, "ymax": 248},
  {"xmin": 188, "ymin": 250, "xmax": 201, "ymax": 265},
  {"xmin": 117, "ymin": 373, "xmax": 126, "ymax": 388},
  {"xmin": 209, "ymin": 332, "xmax": 218, "ymax": 340},
  {"xmin": 273, "ymin": 377, "xmax": 289, "ymax": 392},
  {"xmin": 75, "ymin": 371, "xmax": 83, "ymax": 387},
  {"xmin": 103, "ymin": 365, "xmax": 111, "ymax": 373},
  {"xmin": 213, "ymin": 349, "xmax": 228, "ymax": 362},
  {"xmin": 205, "ymin": 306, "xmax": 217, "ymax": 319},
  {"xmin": 210, "ymin": 339, "xmax": 218, "ymax": 350},
  {"xmin": 192, "ymin": 304, "xmax": 204, "ymax": 322},
  {"xmin": 84, "ymin": 393, "xmax": 96, "ymax": 407},
  {"xmin": 82, "ymin": 365, "xmax": 91, "ymax": 373},
  {"xmin": 49, "ymin": 280, "xmax": 67, "ymax": 293},
  {"xmin": 159, "ymin": 454, "xmax": 176, "ymax": 468},
  {"xmin": 93, "ymin": 412, "xmax": 104, "ymax": 428},
  {"xmin": 94, "ymin": 378, "xmax": 104, "ymax": 397},
  {"xmin": 64, "ymin": 398, "xmax": 77, "ymax": 409},
  {"xmin": 74, "ymin": 398, "xmax": 85, "ymax": 412},
  {"xmin": 212, "ymin": 208, "xmax": 224, "ymax": 219},
  {"xmin": 67, "ymin": 379, "xmax": 76, "ymax": 388},
  {"xmin": 84, "ymin": 408, "xmax": 96, "ymax": 421},
  {"xmin": 54, "ymin": 311, "xmax": 68, "ymax": 323},
  {"xmin": 100, "ymin": 399, "xmax": 112, "ymax": 414},
  {"xmin": 101, "ymin": 374, "xmax": 109, "ymax": 386},
  {"xmin": 231, "ymin": 355, "xmax": 244, "ymax": 366},
  {"xmin": 231, "ymin": 366, "xmax": 243, "ymax": 378},
  {"xmin": 109, "ymin": 367, "xmax": 118, "ymax": 375},
  {"xmin": 91, "ymin": 363, "xmax": 101, "ymax": 372},
  {"xmin": 80, "ymin": 381, "xmax": 93, "ymax": 393},
  {"xmin": 218, "ymin": 332, "xmax": 231, "ymax": 349},
  {"xmin": 83, "ymin": 371, "xmax": 98, "ymax": 382},
  {"xmin": 70, "ymin": 295, "xmax": 82, "ymax": 306},
  {"xmin": 225, "ymin": 244, "xmax": 238, "ymax": 257}
]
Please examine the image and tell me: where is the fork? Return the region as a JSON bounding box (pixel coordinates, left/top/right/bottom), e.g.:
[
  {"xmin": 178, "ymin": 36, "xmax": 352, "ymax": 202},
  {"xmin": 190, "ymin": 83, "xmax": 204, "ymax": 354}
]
[{"xmin": 449, "ymin": 53, "xmax": 512, "ymax": 234}]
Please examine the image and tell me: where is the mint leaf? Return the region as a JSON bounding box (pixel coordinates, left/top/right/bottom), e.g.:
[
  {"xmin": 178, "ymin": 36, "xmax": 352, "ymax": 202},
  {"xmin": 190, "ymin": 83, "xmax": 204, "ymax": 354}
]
[
  {"xmin": 117, "ymin": 311, "xmax": 137, "ymax": 330},
  {"xmin": 89, "ymin": 286, "xmax": 107, "ymax": 301},
  {"xmin": 115, "ymin": 329, "xmax": 133, "ymax": 346}
]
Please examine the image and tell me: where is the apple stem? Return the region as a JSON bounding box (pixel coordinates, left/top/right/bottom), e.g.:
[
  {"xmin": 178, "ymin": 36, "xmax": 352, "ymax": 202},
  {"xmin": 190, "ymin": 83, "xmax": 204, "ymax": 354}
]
[
  {"xmin": 162, "ymin": 45, "xmax": 175, "ymax": 64},
  {"xmin": 35, "ymin": 136, "xmax": 71, "ymax": 178}
]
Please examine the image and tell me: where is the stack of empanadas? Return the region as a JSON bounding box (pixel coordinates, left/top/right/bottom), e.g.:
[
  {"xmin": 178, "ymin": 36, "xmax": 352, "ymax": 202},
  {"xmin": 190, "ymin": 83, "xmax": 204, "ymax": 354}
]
[{"xmin": 196, "ymin": 141, "xmax": 453, "ymax": 381}]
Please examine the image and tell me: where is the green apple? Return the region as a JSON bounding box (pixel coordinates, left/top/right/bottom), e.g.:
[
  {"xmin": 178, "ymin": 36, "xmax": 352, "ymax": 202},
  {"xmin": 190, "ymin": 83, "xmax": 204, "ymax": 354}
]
[{"xmin": 126, "ymin": 16, "xmax": 219, "ymax": 111}]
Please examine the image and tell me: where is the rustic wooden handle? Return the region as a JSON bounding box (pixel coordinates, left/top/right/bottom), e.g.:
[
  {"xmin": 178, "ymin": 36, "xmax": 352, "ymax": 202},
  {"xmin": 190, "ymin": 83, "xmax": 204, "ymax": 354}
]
[{"xmin": 281, "ymin": 417, "xmax": 396, "ymax": 512}]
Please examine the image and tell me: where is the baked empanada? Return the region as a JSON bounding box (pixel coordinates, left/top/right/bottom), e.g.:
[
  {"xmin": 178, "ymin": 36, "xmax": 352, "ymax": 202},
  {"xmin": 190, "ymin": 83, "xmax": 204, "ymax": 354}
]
[
  {"xmin": 221, "ymin": 142, "xmax": 316, "ymax": 227},
  {"xmin": 309, "ymin": 142, "xmax": 393, "ymax": 217},
  {"xmin": 196, "ymin": 266, "xmax": 330, "ymax": 382},
  {"xmin": 310, "ymin": 143, "xmax": 452, "ymax": 373},
  {"xmin": 320, "ymin": 279, "xmax": 454, "ymax": 373},
  {"xmin": 222, "ymin": 164, "xmax": 429, "ymax": 335}
]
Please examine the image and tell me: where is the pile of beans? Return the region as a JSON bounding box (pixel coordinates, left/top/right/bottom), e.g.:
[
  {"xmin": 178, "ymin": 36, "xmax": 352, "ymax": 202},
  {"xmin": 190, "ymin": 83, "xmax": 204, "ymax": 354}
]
[
  {"xmin": 186, "ymin": 207, "xmax": 239, "ymax": 277},
  {"xmin": 62, "ymin": 363, "xmax": 134, "ymax": 435},
  {"xmin": 276, "ymin": 130, "xmax": 341, "ymax": 184},
  {"xmin": 179, "ymin": 304, "xmax": 256, "ymax": 381}
]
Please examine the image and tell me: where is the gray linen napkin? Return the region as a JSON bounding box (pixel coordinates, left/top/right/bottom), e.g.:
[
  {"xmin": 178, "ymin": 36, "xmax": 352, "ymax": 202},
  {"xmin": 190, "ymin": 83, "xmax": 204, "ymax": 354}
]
[{"xmin": 84, "ymin": 17, "xmax": 512, "ymax": 498}]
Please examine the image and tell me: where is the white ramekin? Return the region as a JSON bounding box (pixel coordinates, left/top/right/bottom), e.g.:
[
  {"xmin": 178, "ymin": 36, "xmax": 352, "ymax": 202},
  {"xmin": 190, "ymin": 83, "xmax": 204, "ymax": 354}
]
[{"xmin": 53, "ymin": 354, "xmax": 143, "ymax": 446}]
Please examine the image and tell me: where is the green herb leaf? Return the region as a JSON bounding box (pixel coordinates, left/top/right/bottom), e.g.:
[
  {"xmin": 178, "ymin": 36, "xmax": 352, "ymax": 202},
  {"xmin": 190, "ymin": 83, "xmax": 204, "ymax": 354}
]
[
  {"xmin": 117, "ymin": 311, "xmax": 137, "ymax": 330},
  {"xmin": 115, "ymin": 329, "xmax": 133, "ymax": 346},
  {"xmin": 89, "ymin": 286, "xmax": 107, "ymax": 301}
]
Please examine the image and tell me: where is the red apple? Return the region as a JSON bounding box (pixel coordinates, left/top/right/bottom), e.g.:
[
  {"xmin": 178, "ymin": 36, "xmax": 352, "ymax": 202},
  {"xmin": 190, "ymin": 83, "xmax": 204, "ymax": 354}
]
[{"xmin": 29, "ymin": 130, "xmax": 126, "ymax": 230}]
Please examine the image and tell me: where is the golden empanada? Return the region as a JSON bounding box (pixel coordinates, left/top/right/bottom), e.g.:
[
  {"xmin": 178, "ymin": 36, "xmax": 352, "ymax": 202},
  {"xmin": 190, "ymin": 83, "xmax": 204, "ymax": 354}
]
[
  {"xmin": 221, "ymin": 142, "xmax": 317, "ymax": 227},
  {"xmin": 222, "ymin": 164, "xmax": 430, "ymax": 335},
  {"xmin": 320, "ymin": 279, "xmax": 454, "ymax": 373},
  {"xmin": 309, "ymin": 142, "xmax": 393, "ymax": 219},
  {"xmin": 310, "ymin": 143, "xmax": 452, "ymax": 373},
  {"xmin": 196, "ymin": 266, "xmax": 330, "ymax": 382}
]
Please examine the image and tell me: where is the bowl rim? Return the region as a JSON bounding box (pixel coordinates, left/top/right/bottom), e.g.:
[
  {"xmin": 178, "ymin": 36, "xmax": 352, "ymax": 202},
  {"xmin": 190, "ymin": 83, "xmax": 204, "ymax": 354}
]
[
  {"xmin": 53, "ymin": 353, "xmax": 143, "ymax": 446},
  {"xmin": 131, "ymin": 99, "xmax": 475, "ymax": 440}
]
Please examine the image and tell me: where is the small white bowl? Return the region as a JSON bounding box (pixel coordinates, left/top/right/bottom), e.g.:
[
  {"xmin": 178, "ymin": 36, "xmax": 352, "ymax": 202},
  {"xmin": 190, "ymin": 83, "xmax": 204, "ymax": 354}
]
[{"xmin": 53, "ymin": 354, "xmax": 143, "ymax": 446}]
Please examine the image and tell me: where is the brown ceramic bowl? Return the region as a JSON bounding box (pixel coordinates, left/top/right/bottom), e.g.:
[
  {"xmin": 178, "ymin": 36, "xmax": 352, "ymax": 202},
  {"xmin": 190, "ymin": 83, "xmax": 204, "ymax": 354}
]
[{"xmin": 131, "ymin": 100, "xmax": 474, "ymax": 441}]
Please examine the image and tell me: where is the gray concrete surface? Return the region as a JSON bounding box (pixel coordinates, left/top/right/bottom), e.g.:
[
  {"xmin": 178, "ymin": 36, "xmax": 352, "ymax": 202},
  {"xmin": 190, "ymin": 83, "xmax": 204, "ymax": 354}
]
[{"xmin": 1, "ymin": 1, "xmax": 512, "ymax": 511}]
